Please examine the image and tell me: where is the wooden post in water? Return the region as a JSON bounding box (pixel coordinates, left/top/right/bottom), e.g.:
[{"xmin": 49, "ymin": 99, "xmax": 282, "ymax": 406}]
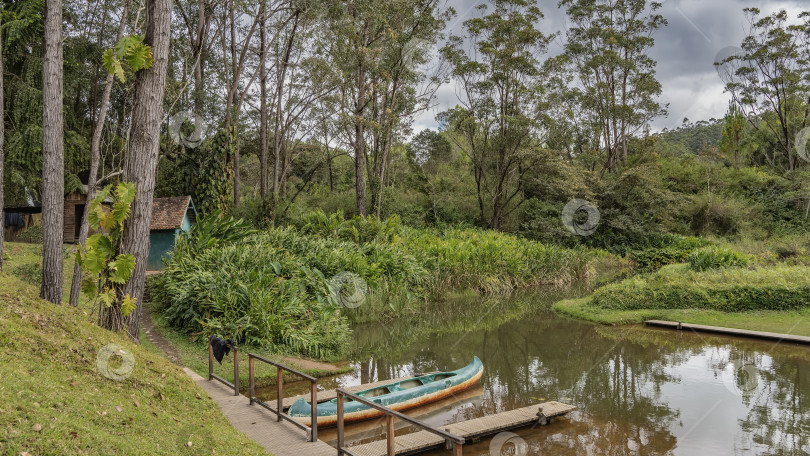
[
  {"xmin": 310, "ymin": 381, "xmax": 318, "ymax": 442},
  {"xmin": 387, "ymin": 414, "xmax": 395, "ymax": 456},
  {"xmin": 276, "ymin": 366, "xmax": 283, "ymax": 422}
]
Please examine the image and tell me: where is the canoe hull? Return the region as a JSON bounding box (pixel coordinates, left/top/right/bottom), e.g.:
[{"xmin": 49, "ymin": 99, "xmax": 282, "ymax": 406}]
[{"xmin": 290, "ymin": 358, "xmax": 484, "ymax": 427}]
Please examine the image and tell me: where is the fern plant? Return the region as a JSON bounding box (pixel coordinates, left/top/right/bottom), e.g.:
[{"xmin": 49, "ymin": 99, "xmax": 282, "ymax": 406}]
[{"xmin": 75, "ymin": 183, "xmax": 138, "ymax": 318}]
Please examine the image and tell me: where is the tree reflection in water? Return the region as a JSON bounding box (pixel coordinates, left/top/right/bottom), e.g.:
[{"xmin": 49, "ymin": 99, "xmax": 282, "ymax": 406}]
[{"xmin": 284, "ymin": 290, "xmax": 810, "ymax": 455}]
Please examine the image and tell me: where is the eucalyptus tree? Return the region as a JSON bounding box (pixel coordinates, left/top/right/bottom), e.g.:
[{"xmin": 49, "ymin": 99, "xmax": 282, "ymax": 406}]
[
  {"xmin": 719, "ymin": 102, "xmax": 746, "ymax": 168},
  {"xmin": 559, "ymin": 0, "xmax": 667, "ymax": 175},
  {"xmin": 440, "ymin": 0, "xmax": 553, "ymax": 230},
  {"xmin": 69, "ymin": 0, "xmax": 131, "ymax": 307},
  {"xmin": 0, "ymin": 9, "xmax": 4, "ymax": 272},
  {"xmin": 41, "ymin": 0, "xmax": 65, "ymax": 304},
  {"xmin": 324, "ymin": 0, "xmax": 451, "ymax": 217},
  {"xmin": 107, "ymin": 0, "xmax": 172, "ymax": 340},
  {"xmin": 365, "ymin": 0, "xmax": 452, "ymax": 218},
  {"xmin": 720, "ymin": 8, "xmax": 810, "ymax": 171}
]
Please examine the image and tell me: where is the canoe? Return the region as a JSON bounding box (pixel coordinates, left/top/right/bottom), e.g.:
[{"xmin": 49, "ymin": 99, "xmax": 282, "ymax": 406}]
[{"xmin": 288, "ymin": 357, "xmax": 484, "ymax": 427}]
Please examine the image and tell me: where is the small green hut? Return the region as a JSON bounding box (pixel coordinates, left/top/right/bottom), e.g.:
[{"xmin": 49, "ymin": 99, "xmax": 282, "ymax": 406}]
[{"xmin": 147, "ymin": 196, "xmax": 196, "ymax": 270}]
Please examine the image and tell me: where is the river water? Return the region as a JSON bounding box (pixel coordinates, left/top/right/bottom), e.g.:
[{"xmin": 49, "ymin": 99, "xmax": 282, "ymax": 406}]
[{"xmin": 262, "ymin": 288, "xmax": 810, "ymax": 455}]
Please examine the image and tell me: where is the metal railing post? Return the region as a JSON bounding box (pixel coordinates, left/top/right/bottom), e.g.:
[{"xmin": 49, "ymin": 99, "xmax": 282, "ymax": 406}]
[
  {"xmin": 310, "ymin": 381, "xmax": 318, "ymax": 442},
  {"xmin": 276, "ymin": 366, "xmax": 283, "ymax": 422},
  {"xmin": 337, "ymin": 392, "xmax": 344, "ymax": 455},
  {"xmin": 232, "ymin": 346, "xmax": 239, "ymax": 396},
  {"xmin": 249, "ymin": 355, "xmax": 255, "ymax": 405}
]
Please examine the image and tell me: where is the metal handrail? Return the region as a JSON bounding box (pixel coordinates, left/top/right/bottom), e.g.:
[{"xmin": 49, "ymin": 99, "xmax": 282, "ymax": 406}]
[
  {"xmin": 248, "ymin": 353, "xmax": 319, "ymax": 442},
  {"xmin": 208, "ymin": 336, "xmax": 239, "ymax": 396},
  {"xmin": 335, "ymin": 388, "xmax": 465, "ymax": 456}
]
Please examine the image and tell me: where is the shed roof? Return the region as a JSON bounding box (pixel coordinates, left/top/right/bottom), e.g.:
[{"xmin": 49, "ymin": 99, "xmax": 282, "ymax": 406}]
[{"xmin": 151, "ymin": 196, "xmax": 194, "ymax": 230}]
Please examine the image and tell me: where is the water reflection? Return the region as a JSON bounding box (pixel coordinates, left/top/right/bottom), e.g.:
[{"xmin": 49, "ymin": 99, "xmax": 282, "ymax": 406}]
[{"xmin": 260, "ymin": 290, "xmax": 810, "ymax": 455}]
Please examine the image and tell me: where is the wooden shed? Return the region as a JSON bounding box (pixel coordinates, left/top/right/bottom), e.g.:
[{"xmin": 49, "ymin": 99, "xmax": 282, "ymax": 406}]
[
  {"xmin": 63, "ymin": 186, "xmax": 113, "ymax": 244},
  {"xmin": 147, "ymin": 196, "xmax": 197, "ymax": 270}
]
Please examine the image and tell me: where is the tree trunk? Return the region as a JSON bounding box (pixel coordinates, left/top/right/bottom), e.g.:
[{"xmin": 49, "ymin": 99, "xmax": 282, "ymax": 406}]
[
  {"xmin": 354, "ymin": 55, "xmax": 367, "ymax": 216},
  {"xmin": 259, "ymin": 5, "xmax": 267, "ymax": 200},
  {"xmin": 41, "ymin": 0, "xmax": 65, "ymax": 304},
  {"xmin": 70, "ymin": 0, "xmax": 130, "ymax": 307},
  {"xmin": 0, "ymin": 12, "xmax": 4, "ymax": 272},
  {"xmin": 100, "ymin": 0, "xmax": 171, "ymax": 340}
]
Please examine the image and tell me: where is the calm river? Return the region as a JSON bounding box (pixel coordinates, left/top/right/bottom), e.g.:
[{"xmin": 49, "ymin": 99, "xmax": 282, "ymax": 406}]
[{"xmin": 262, "ymin": 288, "xmax": 810, "ymax": 455}]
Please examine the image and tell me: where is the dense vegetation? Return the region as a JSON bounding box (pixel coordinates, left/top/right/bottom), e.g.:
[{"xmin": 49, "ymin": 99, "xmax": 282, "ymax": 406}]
[{"xmin": 149, "ymin": 211, "xmax": 594, "ymax": 358}]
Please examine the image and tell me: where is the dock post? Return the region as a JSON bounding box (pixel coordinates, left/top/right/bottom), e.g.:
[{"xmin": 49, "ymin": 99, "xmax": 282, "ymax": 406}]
[
  {"xmin": 386, "ymin": 414, "xmax": 395, "ymax": 456},
  {"xmin": 207, "ymin": 336, "xmax": 213, "ymax": 380},
  {"xmin": 232, "ymin": 346, "xmax": 239, "ymax": 396},
  {"xmin": 310, "ymin": 381, "xmax": 318, "ymax": 442},
  {"xmin": 336, "ymin": 393, "xmax": 344, "ymax": 455},
  {"xmin": 276, "ymin": 366, "xmax": 283, "ymax": 422},
  {"xmin": 249, "ymin": 356, "xmax": 255, "ymax": 405}
]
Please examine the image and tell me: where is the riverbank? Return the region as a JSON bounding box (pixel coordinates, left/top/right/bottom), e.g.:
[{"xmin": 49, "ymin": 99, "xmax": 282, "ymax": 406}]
[
  {"xmin": 143, "ymin": 299, "xmax": 354, "ymax": 389},
  {"xmin": 554, "ymin": 263, "xmax": 810, "ymax": 337},
  {"xmin": 0, "ymin": 270, "xmax": 268, "ymax": 455}
]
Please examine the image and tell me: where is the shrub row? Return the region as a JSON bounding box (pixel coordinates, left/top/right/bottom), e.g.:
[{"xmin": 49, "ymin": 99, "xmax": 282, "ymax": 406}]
[{"xmin": 590, "ymin": 265, "xmax": 810, "ymax": 312}]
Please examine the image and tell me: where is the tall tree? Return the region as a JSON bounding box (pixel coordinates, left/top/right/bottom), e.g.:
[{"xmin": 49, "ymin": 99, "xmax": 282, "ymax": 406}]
[
  {"xmin": 69, "ymin": 0, "xmax": 131, "ymax": 307},
  {"xmin": 99, "ymin": 0, "xmax": 172, "ymax": 339},
  {"xmin": 441, "ymin": 0, "xmax": 552, "ymax": 230},
  {"xmin": 41, "ymin": 0, "xmax": 65, "ymax": 304},
  {"xmin": 720, "ymin": 8, "xmax": 810, "ymax": 171},
  {"xmin": 0, "ymin": 10, "xmax": 4, "ymax": 273},
  {"xmin": 719, "ymin": 102, "xmax": 746, "ymax": 168},
  {"xmin": 559, "ymin": 0, "xmax": 667, "ymax": 175}
]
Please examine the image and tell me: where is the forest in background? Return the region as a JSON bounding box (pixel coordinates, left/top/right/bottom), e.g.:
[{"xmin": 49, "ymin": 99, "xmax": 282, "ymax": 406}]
[{"xmin": 1, "ymin": 0, "xmax": 810, "ymax": 348}]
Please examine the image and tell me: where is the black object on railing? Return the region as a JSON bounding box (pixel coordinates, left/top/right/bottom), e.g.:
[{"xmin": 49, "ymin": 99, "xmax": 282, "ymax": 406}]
[
  {"xmin": 208, "ymin": 336, "xmax": 239, "ymax": 396},
  {"xmin": 335, "ymin": 388, "xmax": 465, "ymax": 456},
  {"xmin": 248, "ymin": 353, "xmax": 319, "ymax": 442}
]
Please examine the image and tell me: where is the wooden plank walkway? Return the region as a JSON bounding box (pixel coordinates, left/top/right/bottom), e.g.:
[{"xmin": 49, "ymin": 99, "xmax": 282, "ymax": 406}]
[
  {"xmin": 186, "ymin": 368, "xmax": 335, "ymax": 456},
  {"xmin": 644, "ymin": 320, "xmax": 810, "ymax": 345},
  {"xmin": 346, "ymin": 401, "xmax": 576, "ymax": 456}
]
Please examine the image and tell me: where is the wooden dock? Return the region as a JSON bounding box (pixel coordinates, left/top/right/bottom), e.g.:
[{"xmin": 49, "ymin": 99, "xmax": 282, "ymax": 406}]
[
  {"xmin": 188, "ymin": 368, "xmax": 336, "ymax": 456},
  {"xmin": 644, "ymin": 320, "xmax": 810, "ymax": 345},
  {"xmin": 345, "ymin": 401, "xmax": 576, "ymax": 456}
]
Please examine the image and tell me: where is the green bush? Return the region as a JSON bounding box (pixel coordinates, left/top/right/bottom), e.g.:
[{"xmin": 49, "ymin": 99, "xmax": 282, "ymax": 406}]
[
  {"xmin": 589, "ymin": 265, "xmax": 810, "ymax": 312},
  {"xmin": 629, "ymin": 234, "xmax": 710, "ymax": 273},
  {"xmin": 18, "ymin": 226, "xmax": 43, "ymax": 243},
  {"xmin": 687, "ymin": 246, "xmax": 749, "ymax": 271}
]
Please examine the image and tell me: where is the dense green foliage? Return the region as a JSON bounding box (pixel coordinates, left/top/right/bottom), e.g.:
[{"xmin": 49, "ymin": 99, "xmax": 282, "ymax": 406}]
[
  {"xmin": 149, "ymin": 211, "xmax": 594, "ymax": 358},
  {"xmin": 564, "ymin": 263, "xmax": 810, "ymax": 315},
  {"xmin": 687, "ymin": 246, "xmax": 750, "ymax": 272}
]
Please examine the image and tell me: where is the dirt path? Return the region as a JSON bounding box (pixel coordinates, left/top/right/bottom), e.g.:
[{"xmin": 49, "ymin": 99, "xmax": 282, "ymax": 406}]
[{"xmin": 140, "ymin": 305, "xmax": 181, "ymax": 364}]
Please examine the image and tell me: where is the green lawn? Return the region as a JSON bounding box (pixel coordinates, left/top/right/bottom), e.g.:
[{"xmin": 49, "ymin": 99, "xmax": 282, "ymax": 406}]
[
  {"xmin": 0, "ymin": 267, "xmax": 268, "ymax": 455},
  {"xmin": 554, "ymin": 263, "xmax": 810, "ymax": 337}
]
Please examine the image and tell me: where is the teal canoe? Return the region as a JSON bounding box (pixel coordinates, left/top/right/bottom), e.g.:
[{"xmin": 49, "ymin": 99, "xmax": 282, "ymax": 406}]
[{"xmin": 289, "ymin": 357, "xmax": 484, "ymax": 427}]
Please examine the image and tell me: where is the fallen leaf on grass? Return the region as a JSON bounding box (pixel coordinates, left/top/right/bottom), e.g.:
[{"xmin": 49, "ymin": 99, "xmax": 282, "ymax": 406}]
[
  {"xmin": 116, "ymin": 406, "xmax": 123, "ymax": 412},
  {"xmin": 32, "ymin": 423, "xmax": 42, "ymax": 432}
]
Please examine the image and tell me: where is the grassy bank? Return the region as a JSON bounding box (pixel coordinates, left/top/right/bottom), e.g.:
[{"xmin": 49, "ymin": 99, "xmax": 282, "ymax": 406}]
[
  {"xmin": 554, "ymin": 263, "xmax": 810, "ymax": 336},
  {"xmin": 144, "ymin": 300, "xmax": 353, "ymax": 389},
  {"xmin": 0, "ymin": 271, "xmax": 267, "ymax": 455}
]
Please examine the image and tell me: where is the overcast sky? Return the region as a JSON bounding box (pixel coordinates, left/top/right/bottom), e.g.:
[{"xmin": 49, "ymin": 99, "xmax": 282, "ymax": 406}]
[{"xmin": 413, "ymin": 0, "xmax": 809, "ymax": 133}]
